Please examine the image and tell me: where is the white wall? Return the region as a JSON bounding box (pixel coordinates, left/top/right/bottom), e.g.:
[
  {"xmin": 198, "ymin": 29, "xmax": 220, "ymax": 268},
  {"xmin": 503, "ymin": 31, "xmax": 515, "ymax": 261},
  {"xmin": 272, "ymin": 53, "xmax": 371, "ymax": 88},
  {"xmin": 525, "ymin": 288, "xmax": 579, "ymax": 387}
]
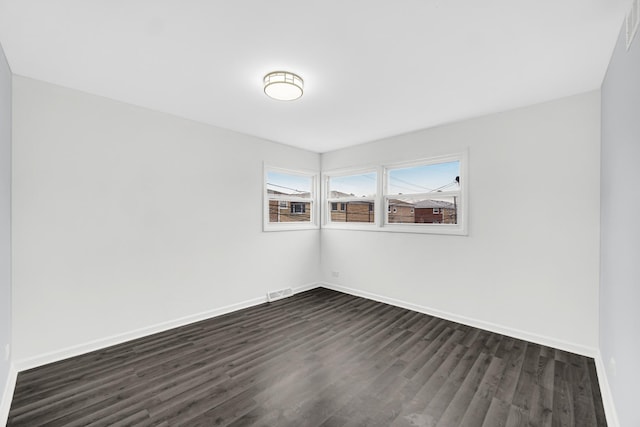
[
  {"xmin": 600, "ymin": 22, "xmax": 640, "ymax": 427},
  {"xmin": 11, "ymin": 76, "xmax": 320, "ymax": 364},
  {"xmin": 0, "ymin": 42, "xmax": 12, "ymax": 411},
  {"xmin": 321, "ymin": 91, "xmax": 601, "ymax": 352}
]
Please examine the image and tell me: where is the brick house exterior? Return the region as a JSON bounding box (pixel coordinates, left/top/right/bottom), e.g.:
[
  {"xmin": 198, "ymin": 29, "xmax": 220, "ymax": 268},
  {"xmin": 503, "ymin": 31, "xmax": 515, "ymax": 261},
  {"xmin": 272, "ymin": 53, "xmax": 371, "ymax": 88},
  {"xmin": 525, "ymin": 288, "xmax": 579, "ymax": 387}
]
[
  {"xmin": 268, "ymin": 189, "xmax": 311, "ymax": 223},
  {"xmin": 271, "ymin": 188, "xmax": 456, "ymax": 224},
  {"xmin": 388, "ymin": 200, "xmax": 415, "ymax": 223},
  {"xmin": 268, "ymin": 200, "xmax": 311, "ymax": 222},
  {"xmin": 330, "ymin": 201, "xmax": 375, "ymax": 223},
  {"xmin": 328, "ymin": 191, "xmax": 374, "ymax": 223},
  {"xmin": 325, "ymin": 195, "xmax": 456, "ymax": 224},
  {"xmin": 414, "ymin": 199, "xmax": 457, "ymax": 224}
]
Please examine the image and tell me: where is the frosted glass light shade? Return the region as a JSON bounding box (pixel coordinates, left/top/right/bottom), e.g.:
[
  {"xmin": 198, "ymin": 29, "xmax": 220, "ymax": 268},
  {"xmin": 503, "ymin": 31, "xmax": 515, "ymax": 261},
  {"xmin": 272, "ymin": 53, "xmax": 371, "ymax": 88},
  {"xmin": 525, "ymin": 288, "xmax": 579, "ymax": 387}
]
[{"xmin": 263, "ymin": 71, "xmax": 304, "ymax": 101}]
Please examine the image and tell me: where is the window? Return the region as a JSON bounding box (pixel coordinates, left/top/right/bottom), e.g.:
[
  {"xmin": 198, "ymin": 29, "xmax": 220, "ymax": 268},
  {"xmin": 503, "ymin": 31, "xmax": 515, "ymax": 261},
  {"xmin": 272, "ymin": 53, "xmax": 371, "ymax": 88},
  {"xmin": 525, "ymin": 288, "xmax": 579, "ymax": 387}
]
[
  {"xmin": 383, "ymin": 153, "xmax": 466, "ymax": 234},
  {"xmin": 291, "ymin": 203, "xmax": 306, "ymax": 214},
  {"xmin": 324, "ymin": 170, "xmax": 377, "ymax": 226},
  {"xmin": 322, "ymin": 153, "xmax": 466, "ymax": 234},
  {"xmin": 264, "ymin": 166, "xmax": 318, "ymax": 231}
]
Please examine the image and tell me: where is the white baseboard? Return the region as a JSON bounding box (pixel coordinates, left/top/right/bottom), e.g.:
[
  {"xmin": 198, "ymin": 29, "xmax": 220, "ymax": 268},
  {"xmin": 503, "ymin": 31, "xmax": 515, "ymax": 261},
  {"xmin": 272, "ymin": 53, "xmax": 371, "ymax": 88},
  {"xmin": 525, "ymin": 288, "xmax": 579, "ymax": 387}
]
[
  {"xmin": 0, "ymin": 364, "xmax": 17, "ymax": 426},
  {"xmin": 594, "ymin": 350, "xmax": 620, "ymax": 427},
  {"xmin": 290, "ymin": 282, "xmax": 318, "ymax": 294},
  {"xmin": 319, "ymin": 282, "xmax": 598, "ymax": 358},
  {"xmin": 320, "ymin": 283, "xmax": 621, "ymax": 423},
  {"xmin": 14, "ymin": 283, "xmax": 320, "ymax": 372}
]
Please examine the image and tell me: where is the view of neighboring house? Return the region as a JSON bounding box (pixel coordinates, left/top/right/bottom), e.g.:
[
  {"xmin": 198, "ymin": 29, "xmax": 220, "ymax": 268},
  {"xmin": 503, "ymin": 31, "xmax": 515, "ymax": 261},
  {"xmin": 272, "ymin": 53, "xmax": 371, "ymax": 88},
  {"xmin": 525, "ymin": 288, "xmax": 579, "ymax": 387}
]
[
  {"xmin": 328, "ymin": 191, "xmax": 375, "ymax": 223},
  {"xmin": 328, "ymin": 191, "xmax": 457, "ymax": 225},
  {"xmin": 330, "ymin": 200, "xmax": 375, "ymax": 223},
  {"xmin": 269, "ymin": 188, "xmax": 458, "ymax": 224},
  {"xmin": 268, "ymin": 189, "xmax": 311, "ymax": 223},
  {"xmin": 387, "ymin": 199, "xmax": 415, "ymax": 223},
  {"xmin": 388, "ymin": 199, "xmax": 456, "ymax": 224},
  {"xmin": 414, "ymin": 199, "xmax": 457, "ymax": 224}
]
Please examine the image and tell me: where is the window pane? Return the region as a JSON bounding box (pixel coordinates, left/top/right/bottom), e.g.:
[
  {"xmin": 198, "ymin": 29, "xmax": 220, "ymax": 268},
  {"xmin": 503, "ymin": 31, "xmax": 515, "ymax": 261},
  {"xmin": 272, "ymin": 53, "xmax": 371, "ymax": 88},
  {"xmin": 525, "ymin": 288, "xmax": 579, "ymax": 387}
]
[
  {"xmin": 388, "ymin": 195, "xmax": 459, "ymax": 224},
  {"xmin": 328, "ymin": 201, "xmax": 375, "ymax": 223},
  {"xmin": 264, "ymin": 167, "xmax": 319, "ymax": 231},
  {"xmin": 269, "ymin": 201, "xmax": 312, "ymax": 223},
  {"xmin": 388, "ymin": 161, "xmax": 459, "ymax": 195},
  {"xmin": 266, "ymin": 171, "xmax": 312, "ymax": 197},
  {"xmin": 328, "ymin": 172, "xmax": 377, "ymax": 198}
]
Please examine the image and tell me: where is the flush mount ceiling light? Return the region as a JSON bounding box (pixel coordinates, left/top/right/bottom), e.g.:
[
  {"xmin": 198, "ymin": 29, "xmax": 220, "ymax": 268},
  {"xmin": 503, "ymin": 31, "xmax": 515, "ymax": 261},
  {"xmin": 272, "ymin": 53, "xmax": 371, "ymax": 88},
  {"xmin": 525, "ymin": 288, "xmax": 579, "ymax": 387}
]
[{"xmin": 263, "ymin": 71, "xmax": 304, "ymax": 101}]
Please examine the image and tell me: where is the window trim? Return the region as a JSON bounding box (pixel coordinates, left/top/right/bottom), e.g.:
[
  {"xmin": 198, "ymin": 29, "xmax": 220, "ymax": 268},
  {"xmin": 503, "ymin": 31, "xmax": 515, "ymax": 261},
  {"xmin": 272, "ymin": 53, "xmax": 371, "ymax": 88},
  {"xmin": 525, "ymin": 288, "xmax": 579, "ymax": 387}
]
[{"xmin": 264, "ymin": 165, "xmax": 319, "ymax": 231}]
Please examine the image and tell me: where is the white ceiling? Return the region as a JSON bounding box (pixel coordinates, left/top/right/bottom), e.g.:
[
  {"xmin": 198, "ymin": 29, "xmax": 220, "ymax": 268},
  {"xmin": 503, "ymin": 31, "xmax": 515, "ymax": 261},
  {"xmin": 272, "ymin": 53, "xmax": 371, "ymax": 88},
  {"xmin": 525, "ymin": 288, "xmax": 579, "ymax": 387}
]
[{"xmin": 0, "ymin": 0, "xmax": 630, "ymax": 153}]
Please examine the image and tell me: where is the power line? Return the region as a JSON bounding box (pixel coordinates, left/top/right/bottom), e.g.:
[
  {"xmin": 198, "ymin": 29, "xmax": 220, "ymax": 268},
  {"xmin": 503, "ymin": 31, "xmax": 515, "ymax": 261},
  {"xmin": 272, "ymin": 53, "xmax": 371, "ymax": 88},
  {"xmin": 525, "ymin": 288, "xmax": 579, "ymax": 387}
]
[
  {"xmin": 430, "ymin": 179, "xmax": 459, "ymax": 192},
  {"xmin": 389, "ymin": 176, "xmax": 433, "ymax": 192}
]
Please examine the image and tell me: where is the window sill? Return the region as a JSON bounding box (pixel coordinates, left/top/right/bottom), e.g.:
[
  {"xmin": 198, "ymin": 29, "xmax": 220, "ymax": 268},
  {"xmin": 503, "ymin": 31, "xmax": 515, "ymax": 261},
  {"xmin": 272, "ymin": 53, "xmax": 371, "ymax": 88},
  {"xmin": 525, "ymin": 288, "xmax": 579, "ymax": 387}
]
[
  {"xmin": 322, "ymin": 222, "xmax": 378, "ymax": 231},
  {"xmin": 263, "ymin": 223, "xmax": 320, "ymax": 232},
  {"xmin": 322, "ymin": 222, "xmax": 467, "ymax": 236},
  {"xmin": 381, "ymin": 223, "xmax": 467, "ymax": 236}
]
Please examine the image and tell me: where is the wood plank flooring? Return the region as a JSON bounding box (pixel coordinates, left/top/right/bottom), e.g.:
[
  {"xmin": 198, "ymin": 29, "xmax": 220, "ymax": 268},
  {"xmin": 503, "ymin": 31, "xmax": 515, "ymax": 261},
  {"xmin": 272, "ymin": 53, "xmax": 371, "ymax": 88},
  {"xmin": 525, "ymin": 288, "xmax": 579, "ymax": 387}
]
[{"xmin": 7, "ymin": 288, "xmax": 607, "ymax": 426}]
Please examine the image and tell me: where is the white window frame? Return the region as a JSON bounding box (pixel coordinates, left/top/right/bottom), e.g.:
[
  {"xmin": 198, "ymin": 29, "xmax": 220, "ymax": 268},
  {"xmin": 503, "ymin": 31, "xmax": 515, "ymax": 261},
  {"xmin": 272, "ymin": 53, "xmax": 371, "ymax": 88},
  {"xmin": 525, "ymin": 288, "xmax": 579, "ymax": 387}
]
[
  {"xmin": 323, "ymin": 167, "xmax": 378, "ymax": 230},
  {"xmin": 264, "ymin": 165, "xmax": 319, "ymax": 232},
  {"xmin": 382, "ymin": 152, "xmax": 467, "ymax": 235}
]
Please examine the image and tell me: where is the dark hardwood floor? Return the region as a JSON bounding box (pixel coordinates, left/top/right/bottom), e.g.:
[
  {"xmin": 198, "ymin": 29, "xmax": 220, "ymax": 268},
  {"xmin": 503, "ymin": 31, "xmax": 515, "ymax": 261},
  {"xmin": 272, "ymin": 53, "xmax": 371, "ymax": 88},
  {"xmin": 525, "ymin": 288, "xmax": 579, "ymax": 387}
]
[{"xmin": 7, "ymin": 288, "xmax": 607, "ymax": 426}]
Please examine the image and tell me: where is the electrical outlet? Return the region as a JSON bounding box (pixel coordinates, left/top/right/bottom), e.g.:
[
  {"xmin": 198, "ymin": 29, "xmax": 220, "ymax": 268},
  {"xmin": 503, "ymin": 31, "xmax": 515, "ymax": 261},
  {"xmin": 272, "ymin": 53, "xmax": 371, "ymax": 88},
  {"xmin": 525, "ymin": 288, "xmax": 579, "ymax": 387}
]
[
  {"xmin": 331, "ymin": 271, "xmax": 340, "ymax": 278},
  {"xmin": 609, "ymin": 357, "xmax": 617, "ymax": 377}
]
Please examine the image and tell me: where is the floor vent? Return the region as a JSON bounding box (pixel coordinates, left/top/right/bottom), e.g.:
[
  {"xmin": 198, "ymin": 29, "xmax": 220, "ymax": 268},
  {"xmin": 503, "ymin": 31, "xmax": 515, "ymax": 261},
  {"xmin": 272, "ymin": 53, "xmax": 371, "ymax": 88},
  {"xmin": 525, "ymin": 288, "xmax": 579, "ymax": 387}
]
[
  {"xmin": 627, "ymin": 0, "xmax": 639, "ymax": 50},
  {"xmin": 267, "ymin": 287, "xmax": 293, "ymax": 302}
]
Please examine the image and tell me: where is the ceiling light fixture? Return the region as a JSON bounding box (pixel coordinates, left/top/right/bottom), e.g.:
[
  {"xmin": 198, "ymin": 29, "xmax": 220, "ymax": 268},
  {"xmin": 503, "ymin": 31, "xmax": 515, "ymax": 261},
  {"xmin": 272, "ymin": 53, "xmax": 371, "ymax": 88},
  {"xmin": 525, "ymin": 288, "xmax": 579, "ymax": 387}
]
[{"xmin": 263, "ymin": 71, "xmax": 304, "ymax": 101}]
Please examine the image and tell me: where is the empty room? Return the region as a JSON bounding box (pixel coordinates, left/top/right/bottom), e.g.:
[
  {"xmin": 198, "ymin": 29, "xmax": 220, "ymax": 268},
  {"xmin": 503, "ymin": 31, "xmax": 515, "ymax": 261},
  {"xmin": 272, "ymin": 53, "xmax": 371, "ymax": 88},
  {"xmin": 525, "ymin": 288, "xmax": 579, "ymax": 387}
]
[{"xmin": 0, "ymin": 0, "xmax": 639, "ymax": 426}]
